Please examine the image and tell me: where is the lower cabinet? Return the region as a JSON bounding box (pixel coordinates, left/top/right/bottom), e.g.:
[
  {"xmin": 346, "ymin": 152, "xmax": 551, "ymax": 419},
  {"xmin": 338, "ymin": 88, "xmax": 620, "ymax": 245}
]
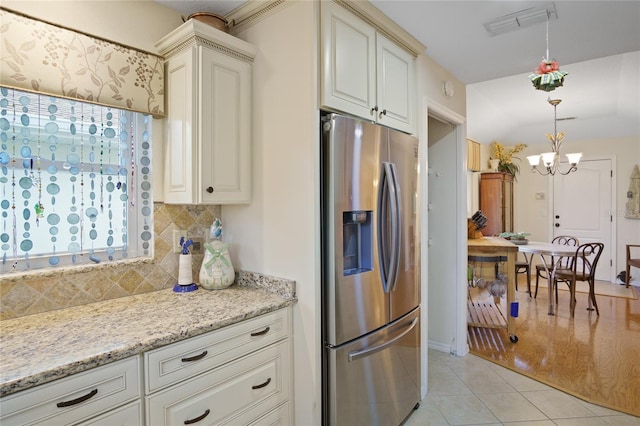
[
  {"xmin": 146, "ymin": 340, "xmax": 290, "ymax": 425},
  {"xmin": 0, "ymin": 356, "xmax": 141, "ymax": 426},
  {"xmin": 0, "ymin": 308, "xmax": 292, "ymax": 426},
  {"xmin": 144, "ymin": 308, "xmax": 292, "ymax": 425}
]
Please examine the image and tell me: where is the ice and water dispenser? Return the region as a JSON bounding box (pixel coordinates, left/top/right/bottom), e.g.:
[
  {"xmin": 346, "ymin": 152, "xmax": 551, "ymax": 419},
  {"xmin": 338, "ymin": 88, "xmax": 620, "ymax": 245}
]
[{"xmin": 342, "ymin": 210, "xmax": 373, "ymax": 276}]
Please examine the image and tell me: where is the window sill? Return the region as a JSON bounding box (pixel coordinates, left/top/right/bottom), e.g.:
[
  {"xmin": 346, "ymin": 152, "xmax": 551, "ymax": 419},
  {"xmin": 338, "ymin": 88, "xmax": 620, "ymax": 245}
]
[{"xmin": 0, "ymin": 257, "xmax": 155, "ymax": 283}]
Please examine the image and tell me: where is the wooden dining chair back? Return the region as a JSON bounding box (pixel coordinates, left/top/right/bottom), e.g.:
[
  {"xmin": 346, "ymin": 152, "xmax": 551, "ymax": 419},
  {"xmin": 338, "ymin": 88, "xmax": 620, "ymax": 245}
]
[
  {"xmin": 553, "ymin": 242, "xmax": 604, "ymax": 317},
  {"xmin": 625, "ymin": 244, "xmax": 640, "ymax": 288},
  {"xmin": 534, "ymin": 235, "xmax": 579, "ymax": 298}
]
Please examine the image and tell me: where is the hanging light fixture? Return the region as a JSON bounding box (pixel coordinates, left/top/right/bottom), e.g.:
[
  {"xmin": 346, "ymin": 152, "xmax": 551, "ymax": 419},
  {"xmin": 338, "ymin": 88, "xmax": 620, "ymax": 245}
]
[
  {"xmin": 529, "ymin": 10, "xmax": 568, "ymax": 92},
  {"xmin": 526, "ymin": 99, "xmax": 582, "ymax": 175}
]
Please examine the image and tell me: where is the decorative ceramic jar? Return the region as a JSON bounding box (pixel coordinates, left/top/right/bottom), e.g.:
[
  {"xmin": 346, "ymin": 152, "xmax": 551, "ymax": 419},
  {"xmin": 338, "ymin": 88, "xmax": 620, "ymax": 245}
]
[{"xmin": 199, "ymin": 218, "xmax": 235, "ymax": 290}]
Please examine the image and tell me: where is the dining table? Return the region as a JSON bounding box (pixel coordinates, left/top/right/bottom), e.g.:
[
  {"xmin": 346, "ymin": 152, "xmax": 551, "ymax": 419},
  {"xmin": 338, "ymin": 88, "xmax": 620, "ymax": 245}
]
[{"xmin": 517, "ymin": 241, "xmax": 577, "ymax": 315}]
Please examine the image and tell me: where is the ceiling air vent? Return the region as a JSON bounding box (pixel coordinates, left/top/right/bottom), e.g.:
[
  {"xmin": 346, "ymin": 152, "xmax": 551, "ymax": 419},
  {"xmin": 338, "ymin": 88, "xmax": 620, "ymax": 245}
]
[{"xmin": 484, "ymin": 3, "xmax": 557, "ymax": 36}]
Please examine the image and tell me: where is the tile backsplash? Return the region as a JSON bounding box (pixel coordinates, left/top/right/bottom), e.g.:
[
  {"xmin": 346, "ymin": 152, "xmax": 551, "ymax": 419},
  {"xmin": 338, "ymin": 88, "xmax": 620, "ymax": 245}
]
[{"xmin": 0, "ymin": 203, "xmax": 221, "ymax": 320}]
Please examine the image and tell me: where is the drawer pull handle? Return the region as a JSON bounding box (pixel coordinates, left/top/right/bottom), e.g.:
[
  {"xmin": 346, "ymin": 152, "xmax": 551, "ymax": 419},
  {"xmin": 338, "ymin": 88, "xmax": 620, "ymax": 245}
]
[
  {"xmin": 250, "ymin": 326, "xmax": 270, "ymax": 337},
  {"xmin": 252, "ymin": 377, "xmax": 272, "ymax": 390},
  {"xmin": 184, "ymin": 409, "xmax": 210, "ymax": 424},
  {"xmin": 56, "ymin": 388, "xmax": 98, "ymax": 407},
  {"xmin": 181, "ymin": 350, "xmax": 208, "ymax": 362}
]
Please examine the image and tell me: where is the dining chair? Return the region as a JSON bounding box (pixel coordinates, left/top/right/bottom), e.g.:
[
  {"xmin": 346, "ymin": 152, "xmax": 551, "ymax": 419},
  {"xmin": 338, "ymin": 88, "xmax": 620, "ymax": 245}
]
[
  {"xmin": 553, "ymin": 242, "xmax": 604, "ymax": 317},
  {"xmin": 515, "ymin": 253, "xmax": 531, "ymax": 296},
  {"xmin": 625, "ymin": 244, "xmax": 640, "ymax": 288},
  {"xmin": 534, "ymin": 235, "xmax": 579, "ymax": 299}
]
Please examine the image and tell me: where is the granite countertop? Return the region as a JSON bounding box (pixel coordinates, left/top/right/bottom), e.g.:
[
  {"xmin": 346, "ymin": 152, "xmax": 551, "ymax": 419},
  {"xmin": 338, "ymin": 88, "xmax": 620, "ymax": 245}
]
[{"xmin": 0, "ymin": 271, "xmax": 296, "ymax": 397}]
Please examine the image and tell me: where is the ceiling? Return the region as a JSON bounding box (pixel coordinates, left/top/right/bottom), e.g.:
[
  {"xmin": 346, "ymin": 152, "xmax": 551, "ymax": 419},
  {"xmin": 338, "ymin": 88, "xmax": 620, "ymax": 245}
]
[{"xmin": 155, "ymin": 1, "xmax": 640, "ymax": 146}]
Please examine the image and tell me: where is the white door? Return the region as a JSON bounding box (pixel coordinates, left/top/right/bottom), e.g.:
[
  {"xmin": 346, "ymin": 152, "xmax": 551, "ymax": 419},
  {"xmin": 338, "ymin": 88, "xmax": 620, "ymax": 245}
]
[{"xmin": 553, "ymin": 159, "xmax": 613, "ymax": 281}]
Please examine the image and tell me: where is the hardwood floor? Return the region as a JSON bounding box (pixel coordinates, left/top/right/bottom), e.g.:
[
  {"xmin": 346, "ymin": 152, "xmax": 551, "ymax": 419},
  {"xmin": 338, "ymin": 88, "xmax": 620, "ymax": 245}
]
[{"xmin": 467, "ymin": 277, "xmax": 640, "ymax": 417}]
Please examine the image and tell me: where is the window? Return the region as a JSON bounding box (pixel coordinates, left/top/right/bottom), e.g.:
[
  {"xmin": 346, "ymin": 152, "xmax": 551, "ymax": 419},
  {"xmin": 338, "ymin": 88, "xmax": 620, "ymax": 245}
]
[{"xmin": 0, "ymin": 87, "xmax": 153, "ymax": 273}]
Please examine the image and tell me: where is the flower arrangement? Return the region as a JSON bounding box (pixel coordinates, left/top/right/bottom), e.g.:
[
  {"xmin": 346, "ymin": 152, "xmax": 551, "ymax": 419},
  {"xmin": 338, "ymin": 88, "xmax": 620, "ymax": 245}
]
[
  {"xmin": 529, "ymin": 59, "xmax": 568, "ymax": 92},
  {"xmin": 490, "ymin": 142, "xmax": 527, "ymax": 179}
]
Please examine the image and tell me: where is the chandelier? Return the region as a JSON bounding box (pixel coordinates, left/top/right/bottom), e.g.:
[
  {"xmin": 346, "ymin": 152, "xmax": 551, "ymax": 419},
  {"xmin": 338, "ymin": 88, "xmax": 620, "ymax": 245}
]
[{"xmin": 526, "ymin": 99, "xmax": 582, "ymax": 176}]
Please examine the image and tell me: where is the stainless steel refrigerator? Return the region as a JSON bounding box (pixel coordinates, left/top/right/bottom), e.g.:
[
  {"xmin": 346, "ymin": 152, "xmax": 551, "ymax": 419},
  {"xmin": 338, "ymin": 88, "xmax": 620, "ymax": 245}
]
[{"xmin": 321, "ymin": 112, "xmax": 421, "ymax": 425}]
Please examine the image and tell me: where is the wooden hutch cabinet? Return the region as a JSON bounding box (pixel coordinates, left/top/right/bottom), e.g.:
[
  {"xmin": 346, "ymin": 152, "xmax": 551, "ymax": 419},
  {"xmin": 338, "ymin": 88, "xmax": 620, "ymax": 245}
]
[{"xmin": 479, "ymin": 172, "xmax": 513, "ymax": 236}]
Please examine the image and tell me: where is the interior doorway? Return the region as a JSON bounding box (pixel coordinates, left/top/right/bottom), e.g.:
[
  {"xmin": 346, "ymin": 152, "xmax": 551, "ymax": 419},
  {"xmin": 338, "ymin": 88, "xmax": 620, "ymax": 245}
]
[
  {"xmin": 552, "ymin": 157, "xmax": 615, "ymax": 282},
  {"xmin": 425, "ymin": 103, "xmax": 467, "ymax": 358}
]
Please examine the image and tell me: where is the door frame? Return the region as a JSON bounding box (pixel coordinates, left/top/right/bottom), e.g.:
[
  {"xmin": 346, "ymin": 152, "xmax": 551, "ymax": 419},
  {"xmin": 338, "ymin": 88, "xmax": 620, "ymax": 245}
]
[
  {"xmin": 425, "ymin": 98, "xmax": 467, "ymax": 361},
  {"xmin": 547, "ymin": 154, "xmax": 617, "ymax": 282}
]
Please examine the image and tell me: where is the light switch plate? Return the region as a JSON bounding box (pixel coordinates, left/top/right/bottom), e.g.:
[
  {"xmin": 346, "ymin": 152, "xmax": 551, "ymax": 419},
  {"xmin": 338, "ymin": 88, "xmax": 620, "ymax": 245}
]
[{"xmin": 173, "ymin": 230, "xmax": 188, "ymax": 253}]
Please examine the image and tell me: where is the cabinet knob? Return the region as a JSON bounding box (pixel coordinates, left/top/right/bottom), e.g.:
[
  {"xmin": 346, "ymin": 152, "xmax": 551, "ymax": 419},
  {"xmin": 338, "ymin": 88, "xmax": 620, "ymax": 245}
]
[
  {"xmin": 555, "ymin": 223, "xmax": 560, "ymax": 227},
  {"xmin": 206, "ymin": 186, "xmax": 214, "ymax": 193},
  {"xmin": 380, "ymin": 109, "xmax": 387, "ymax": 116},
  {"xmin": 370, "ymin": 105, "xmax": 379, "ymax": 114}
]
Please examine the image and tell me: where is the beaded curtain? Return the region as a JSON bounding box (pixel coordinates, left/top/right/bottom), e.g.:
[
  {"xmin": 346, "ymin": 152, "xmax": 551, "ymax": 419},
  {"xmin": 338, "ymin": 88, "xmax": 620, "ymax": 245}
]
[{"xmin": 0, "ymin": 87, "xmax": 152, "ymax": 273}]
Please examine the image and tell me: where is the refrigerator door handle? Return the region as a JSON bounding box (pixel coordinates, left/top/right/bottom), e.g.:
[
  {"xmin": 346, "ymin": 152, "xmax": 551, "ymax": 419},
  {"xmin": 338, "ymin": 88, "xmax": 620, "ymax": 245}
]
[
  {"xmin": 347, "ymin": 317, "xmax": 418, "ymax": 362},
  {"xmin": 388, "ymin": 163, "xmax": 402, "ymax": 291},
  {"xmin": 378, "ymin": 162, "xmax": 398, "ymax": 293}
]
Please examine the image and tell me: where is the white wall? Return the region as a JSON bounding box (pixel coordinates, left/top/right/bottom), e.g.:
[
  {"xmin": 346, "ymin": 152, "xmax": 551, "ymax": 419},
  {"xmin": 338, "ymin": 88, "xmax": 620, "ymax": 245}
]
[{"xmin": 221, "ymin": 2, "xmax": 320, "ymax": 423}]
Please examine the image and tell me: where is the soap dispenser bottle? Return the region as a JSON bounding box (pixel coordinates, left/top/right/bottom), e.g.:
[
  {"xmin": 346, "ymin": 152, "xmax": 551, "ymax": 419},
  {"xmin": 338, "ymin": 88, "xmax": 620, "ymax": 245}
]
[{"xmin": 199, "ymin": 218, "xmax": 235, "ymax": 290}]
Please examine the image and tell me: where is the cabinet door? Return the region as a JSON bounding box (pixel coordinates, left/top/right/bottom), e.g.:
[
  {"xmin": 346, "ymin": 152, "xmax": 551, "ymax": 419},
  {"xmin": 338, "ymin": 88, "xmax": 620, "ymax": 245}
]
[
  {"xmin": 164, "ymin": 49, "xmax": 197, "ymax": 204},
  {"xmin": 376, "ymin": 33, "xmax": 415, "ymax": 134},
  {"xmin": 480, "ymin": 173, "xmax": 502, "ymax": 236},
  {"xmin": 321, "ymin": 1, "xmax": 376, "ymax": 121},
  {"xmin": 503, "ymin": 177, "xmax": 513, "ymax": 233},
  {"xmin": 479, "ymin": 172, "xmax": 513, "ymax": 236},
  {"xmin": 199, "ymin": 47, "xmax": 252, "ymax": 204}
]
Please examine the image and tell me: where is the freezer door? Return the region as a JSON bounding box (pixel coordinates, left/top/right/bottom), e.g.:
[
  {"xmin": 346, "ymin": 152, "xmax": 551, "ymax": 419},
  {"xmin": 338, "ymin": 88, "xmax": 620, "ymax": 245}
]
[
  {"xmin": 387, "ymin": 128, "xmax": 420, "ymax": 321},
  {"xmin": 322, "ymin": 113, "xmax": 389, "ymax": 346},
  {"xmin": 325, "ymin": 308, "xmax": 420, "ymax": 426}
]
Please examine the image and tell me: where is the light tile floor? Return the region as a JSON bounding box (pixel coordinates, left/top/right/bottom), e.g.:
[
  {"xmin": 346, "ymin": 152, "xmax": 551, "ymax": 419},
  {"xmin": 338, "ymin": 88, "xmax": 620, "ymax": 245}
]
[{"xmin": 404, "ymin": 349, "xmax": 640, "ymax": 426}]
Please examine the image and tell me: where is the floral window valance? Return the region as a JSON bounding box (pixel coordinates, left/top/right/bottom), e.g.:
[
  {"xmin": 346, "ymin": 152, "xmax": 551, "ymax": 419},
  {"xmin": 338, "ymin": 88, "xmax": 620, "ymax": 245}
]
[{"xmin": 0, "ymin": 7, "xmax": 164, "ymax": 117}]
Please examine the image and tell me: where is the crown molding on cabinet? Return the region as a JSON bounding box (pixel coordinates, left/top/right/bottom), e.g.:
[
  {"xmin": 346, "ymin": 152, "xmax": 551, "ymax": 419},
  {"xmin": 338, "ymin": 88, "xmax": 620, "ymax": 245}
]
[
  {"xmin": 333, "ymin": 0, "xmax": 425, "ymax": 57},
  {"xmin": 226, "ymin": 0, "xmax": 291, "ymax": 36},
  {"xmin": 156, "ymin": 19, "xmax": 257, "ymax": 62},
  {"xmin": 224, "ymin": 0, "xmax": 426, "ymax": 57}
]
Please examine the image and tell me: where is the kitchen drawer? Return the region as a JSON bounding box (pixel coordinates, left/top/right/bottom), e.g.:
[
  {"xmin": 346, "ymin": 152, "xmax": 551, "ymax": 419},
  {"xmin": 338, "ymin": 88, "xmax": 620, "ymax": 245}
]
[
  {"xmin": 146, "ymin": 339, "xmax": 290, "ymax": 425},
  {"xmin": 145, "ymin": 307, "xmax": 289, "ymax": 393},
  {"xmin": 0, "ymin": 356, "xmax": 141, "ymax": 426},
  {"xmin": 247, "ymin": 402, "xmax": 291, "ymax": 425},
  {"xmin": 76, "ymin": 400, "xmax": 143, "ymax": 426}
]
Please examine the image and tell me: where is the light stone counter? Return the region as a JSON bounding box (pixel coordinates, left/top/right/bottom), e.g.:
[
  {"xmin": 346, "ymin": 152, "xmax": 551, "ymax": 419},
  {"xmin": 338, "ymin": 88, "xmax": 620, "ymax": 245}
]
[{"xmin": 0, "ymin": 271, "xmax": 296, "ymax": 397}]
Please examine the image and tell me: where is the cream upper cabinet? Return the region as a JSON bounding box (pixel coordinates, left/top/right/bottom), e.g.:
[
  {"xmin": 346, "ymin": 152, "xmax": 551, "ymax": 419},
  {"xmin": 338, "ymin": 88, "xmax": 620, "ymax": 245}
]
[
  {"xmin": 321, "ymin": 1, "xmax": 416, "ymax": 134},
  {"xmin": 156, "ymin": 20, "xmax": 257, "ymax": 204}
]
